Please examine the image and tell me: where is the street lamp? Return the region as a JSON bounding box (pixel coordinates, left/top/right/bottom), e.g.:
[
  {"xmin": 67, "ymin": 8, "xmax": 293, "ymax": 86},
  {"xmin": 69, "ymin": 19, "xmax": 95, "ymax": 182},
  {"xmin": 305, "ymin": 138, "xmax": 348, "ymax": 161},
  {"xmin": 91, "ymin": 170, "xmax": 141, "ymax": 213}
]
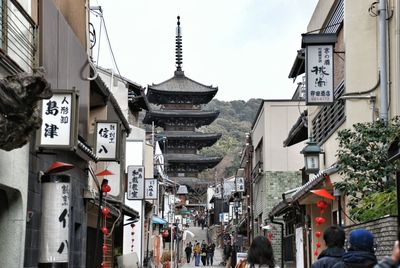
[{"xmin": 300, "ymin": 138, "xmax": 322, "ymax": 175}]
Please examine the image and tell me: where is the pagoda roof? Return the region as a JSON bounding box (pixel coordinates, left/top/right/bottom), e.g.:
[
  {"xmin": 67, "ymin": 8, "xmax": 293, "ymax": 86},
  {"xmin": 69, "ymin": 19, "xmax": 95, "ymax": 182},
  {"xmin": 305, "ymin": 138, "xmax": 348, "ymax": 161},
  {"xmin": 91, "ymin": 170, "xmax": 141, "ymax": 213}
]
[
  {"xmin": 159, "ymin": 131, "xmax": 221, "ymax": 140},
  {"xmin": 143, "ymin": 109, "xmax": 219, "ymax": 128},
  {"xmin": 147, "ymin": 71, "xmax": 218, "ymax": 104},
  {"xmin": 157, "ymin": 131, "xmax": 221, "ymax": 151},
  {"xmin": 165, "ymin": 153, "xmax": 222, "ymax": 168}
]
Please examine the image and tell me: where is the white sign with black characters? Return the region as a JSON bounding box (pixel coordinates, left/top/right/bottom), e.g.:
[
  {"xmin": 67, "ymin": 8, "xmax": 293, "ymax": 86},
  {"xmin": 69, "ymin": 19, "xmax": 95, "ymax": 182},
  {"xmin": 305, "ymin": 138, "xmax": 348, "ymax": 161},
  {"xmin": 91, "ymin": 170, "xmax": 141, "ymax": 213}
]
[
  {"xmin": 127, "ymin": 166, "xmax": 144, "ymax": 200},
  {"xmin": 235, "ymin": 177, "xmax": 245, "ymax": 192},
  {"xmin": 40, "ymin": 93, "xmax": 72, "ymax": 146},
  {"xmin": 95, "ymin": 122, "xmax": 118, "ymax": 160},
  {"xmin": 145, "ymin": 179, "xmax": 158, "ymax": 200},
  {"xmin": 306, "ymin": 44, "xmax": 334, "ymax": 105}
]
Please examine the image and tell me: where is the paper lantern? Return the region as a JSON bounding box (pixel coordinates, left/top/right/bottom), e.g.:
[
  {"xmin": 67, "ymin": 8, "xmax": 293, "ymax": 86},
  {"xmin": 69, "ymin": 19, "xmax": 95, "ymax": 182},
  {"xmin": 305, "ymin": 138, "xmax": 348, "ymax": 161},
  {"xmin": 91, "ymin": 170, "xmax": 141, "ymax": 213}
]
[
  {"xmin": 101, "ymin": 227, "xmax": 109, "ymax": 235},
  {"xmin": 315, "ymin": 217, "xmax": 326, "ymax": 225},
  {"xmin": 102, "ymin": 207, "xmax": 110, "ymax": 216},
  {"xmin": 316, "ymin": 200, "xmax": 328, "ymax": 210},
  {"xmin": 314, "ymin": 249, "xmax": 319, "ymax": 256},
  {"xmin": 316, "ymin": 242, "xmax": 321, "ymax": 248},
  {"xmin": 102, "ymin": 184, "xmax": 111, "ymax": 193},
  {"xmin": 102, "ymin": 244, "xmax": 108, "ymax": 254},
  {"xmin": 315, "ymin": 231, "xmax": 321, "ymax": 238}
]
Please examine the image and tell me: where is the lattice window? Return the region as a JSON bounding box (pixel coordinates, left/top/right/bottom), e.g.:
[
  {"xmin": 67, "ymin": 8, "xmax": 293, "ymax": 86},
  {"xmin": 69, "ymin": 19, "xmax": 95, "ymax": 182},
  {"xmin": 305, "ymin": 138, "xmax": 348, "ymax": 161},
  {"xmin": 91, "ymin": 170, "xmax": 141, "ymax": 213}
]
[{"xmin": 311, "ymin": 81, "xmax": 345, "ymax": 144}]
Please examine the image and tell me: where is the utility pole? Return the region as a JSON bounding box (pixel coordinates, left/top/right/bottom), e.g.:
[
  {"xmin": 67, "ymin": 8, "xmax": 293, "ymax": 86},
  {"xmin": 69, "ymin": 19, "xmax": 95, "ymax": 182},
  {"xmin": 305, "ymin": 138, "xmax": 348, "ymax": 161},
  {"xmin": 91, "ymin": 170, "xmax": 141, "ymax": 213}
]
[{"xmin": 220, "ymin": 176, "xmax": 224, "ymax": 248}]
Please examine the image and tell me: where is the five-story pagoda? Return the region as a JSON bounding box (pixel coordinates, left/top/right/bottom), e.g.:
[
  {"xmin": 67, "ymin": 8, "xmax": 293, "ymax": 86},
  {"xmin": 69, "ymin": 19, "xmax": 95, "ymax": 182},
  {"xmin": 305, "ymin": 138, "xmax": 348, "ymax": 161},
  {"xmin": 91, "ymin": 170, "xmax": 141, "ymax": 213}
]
[{"xmin": 143, "ymin": 16, "xmax": 222, "ymax": 185}]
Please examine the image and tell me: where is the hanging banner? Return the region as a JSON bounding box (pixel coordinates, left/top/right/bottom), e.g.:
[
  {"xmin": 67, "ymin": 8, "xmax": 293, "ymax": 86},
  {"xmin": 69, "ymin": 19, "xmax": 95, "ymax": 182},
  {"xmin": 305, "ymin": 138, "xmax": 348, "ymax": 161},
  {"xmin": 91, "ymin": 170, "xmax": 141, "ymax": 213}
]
[
  {"xmin": 145, "ymin": 179, "xmax": 158, "ymax": 200},
  {"xmin": 38, "ymin": 90, "xmax": 78, "ymax": 149},
  {"xmin": 95, "ymin": 121, "xmax": 120, "ymax": 161},
  {"xmin": 39, "ymin": 174, "xmax": 70, "ymax": 265},
  {"xmin": 127, "ymin": 165, "xmax": 144, "ymax": 200},
  {"xmin": 306, "ymin": 44, "xmax": 334, "ymax": 105}
]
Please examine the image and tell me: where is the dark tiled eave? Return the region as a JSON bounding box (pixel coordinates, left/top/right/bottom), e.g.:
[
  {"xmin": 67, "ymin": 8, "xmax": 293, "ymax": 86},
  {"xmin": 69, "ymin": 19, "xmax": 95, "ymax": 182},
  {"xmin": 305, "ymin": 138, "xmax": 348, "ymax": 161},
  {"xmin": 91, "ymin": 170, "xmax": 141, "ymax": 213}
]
[
  {"xmin": 283, "ymin": 110, "xmax": 308, "ymax": 147},
  {"xmin": 269, "ymin": 165, "xmax": 339, "ymax": 218},
  {"xmin": 147, "ymin": 87, "xmax": 217, "ymax": 105}
]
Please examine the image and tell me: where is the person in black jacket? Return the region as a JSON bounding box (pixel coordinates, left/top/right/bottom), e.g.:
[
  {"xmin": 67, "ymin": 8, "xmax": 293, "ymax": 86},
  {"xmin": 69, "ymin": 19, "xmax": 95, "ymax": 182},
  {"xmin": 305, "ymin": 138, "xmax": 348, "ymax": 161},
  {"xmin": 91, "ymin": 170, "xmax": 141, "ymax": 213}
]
[
  {"xmin": 185, "ymin": 242, "xmax": 193, "ymax": 263},
  {"xmin": 311, "ymin": 225, "xmax": 346, "ymax": 268},
  {"xmin": 332, "ymin": 229, "xmax": 377, "ymax": 268}
]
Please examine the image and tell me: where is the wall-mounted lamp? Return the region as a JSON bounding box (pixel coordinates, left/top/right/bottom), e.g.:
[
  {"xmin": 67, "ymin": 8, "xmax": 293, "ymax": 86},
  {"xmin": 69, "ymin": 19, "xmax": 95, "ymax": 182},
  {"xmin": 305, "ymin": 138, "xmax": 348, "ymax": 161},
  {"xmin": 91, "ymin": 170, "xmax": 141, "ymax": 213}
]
[{"xmin": 300, "ymin": 138, "xmax": 322, "ymax": 175}]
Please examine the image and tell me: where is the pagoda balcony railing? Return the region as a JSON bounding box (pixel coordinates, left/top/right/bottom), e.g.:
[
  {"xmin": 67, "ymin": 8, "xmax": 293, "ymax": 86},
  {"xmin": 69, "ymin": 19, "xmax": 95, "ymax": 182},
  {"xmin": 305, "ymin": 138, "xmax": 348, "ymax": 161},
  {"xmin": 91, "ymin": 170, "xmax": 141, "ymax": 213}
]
[
  {"xmin": 251, "ymin": 161, "xmax": 263, "ymax": 183},
  {"xmin": 0, "ymin": 0, "xmax": 38, "ymax": 72}
]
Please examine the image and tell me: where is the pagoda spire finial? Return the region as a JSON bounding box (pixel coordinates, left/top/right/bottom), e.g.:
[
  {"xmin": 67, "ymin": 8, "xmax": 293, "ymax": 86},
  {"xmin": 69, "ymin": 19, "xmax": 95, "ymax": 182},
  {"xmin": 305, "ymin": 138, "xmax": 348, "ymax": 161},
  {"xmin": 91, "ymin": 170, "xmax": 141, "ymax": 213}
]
[{"xmin": 175, "ymin": 16, "xmax": 183, "ymax": 74}]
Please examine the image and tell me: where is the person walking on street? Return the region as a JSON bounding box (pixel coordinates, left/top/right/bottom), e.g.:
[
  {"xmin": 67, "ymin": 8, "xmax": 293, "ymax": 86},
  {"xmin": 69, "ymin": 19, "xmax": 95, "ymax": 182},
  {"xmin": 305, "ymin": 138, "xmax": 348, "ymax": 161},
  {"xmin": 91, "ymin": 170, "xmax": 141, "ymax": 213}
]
[
  {"xmin": 201, "ymin": 243, "xmax": 208, "ymax": 266},
  {"xmin": 185, "ymin": 242, "xmax": 193, "ymax": 263},
  {"xmin": 311, "ymin": 226, "xmax": 346, "ymax": 268},
  {"xmin": 207, "ymin": 242, "xmax": 216, "ymax": 266},
  {"xmin": 245, "ymin": 235, "xmax": 278, "ymax": 268},
  {"xmin": 194, "ymin": 242, "xmax": 202, "ymax": 266},
  {"xmin": 224, "ymin": 241, "xmax": 233, "ymax": 267},
  {"xmin": 332, "ymin": 229, "xmax": 377, "ymax": 268}
]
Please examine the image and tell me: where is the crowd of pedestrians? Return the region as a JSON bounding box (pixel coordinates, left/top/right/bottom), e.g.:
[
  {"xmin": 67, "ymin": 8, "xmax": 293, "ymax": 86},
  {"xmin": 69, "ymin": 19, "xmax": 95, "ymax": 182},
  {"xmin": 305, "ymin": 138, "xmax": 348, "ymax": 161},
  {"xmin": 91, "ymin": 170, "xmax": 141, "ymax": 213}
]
[
  {"xmin": 233, "ymin": 225, "xmax": 400, "ymax": 268},
  {"xmin": 185, "ymin": 240, "xmax": 216, "ymax": 266}
]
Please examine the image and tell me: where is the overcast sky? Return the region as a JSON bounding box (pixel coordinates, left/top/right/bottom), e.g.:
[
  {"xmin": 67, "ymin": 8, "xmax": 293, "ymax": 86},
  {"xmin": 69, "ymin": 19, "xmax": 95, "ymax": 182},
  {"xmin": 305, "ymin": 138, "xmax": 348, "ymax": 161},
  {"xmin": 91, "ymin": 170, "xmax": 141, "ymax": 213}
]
[{"xmin": 90, "ymin": 0, "xmax": 318, "ymax": 101}]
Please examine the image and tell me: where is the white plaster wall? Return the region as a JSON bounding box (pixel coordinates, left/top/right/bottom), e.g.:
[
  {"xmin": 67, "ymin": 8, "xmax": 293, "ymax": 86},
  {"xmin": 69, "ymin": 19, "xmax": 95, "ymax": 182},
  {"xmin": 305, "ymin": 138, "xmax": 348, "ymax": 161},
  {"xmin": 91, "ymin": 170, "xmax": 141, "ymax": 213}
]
[{"xmin": 0, "ymin": 145, "xmax": 29, "ymax": 268}]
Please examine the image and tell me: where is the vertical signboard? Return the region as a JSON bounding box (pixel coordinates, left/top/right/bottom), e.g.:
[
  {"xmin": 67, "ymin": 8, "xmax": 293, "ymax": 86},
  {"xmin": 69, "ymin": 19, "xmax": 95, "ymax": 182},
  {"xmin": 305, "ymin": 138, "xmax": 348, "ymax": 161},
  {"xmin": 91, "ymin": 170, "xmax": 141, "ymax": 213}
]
[
  {"xmin": 127, "ymin": 165, "xmax": 144, "ymax": 200},
  {"xmin": 235, "ymin": 177, "xmax": 245, "ymax": 192},
  {"xmin": 145, "ymin": 179, "xmax": 158, "ymax": 200},
  {"xmin": 306, "ymin": 45, "xmax": 334, "ymax": 105},
  {"xmin": 38, "ymin": 91, "xmax": 78, "ymax": 148},
  {"xmin": 95, "ymin": 121, "xmax": 119, "ymax": 161},
  {"xmin": 39, "ymin": 174, "xmax": 70, "ymax": 265}
]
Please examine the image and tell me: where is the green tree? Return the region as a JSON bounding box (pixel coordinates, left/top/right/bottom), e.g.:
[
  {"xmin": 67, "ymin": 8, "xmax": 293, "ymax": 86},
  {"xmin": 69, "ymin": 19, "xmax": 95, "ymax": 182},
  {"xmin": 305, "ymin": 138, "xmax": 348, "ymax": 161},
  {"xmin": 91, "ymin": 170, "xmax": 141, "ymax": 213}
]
[{"xmin": 335, "ymin": 117, "xmax": 400, "ymax": 221}]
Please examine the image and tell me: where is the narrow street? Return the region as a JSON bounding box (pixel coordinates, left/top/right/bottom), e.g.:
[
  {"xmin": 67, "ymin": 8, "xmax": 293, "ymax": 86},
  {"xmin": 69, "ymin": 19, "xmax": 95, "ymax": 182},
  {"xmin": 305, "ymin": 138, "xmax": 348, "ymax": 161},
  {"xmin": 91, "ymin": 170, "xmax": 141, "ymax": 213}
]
[{"xmin": 180, "ymin": 226, "xmax": 224, "ymax": 268}]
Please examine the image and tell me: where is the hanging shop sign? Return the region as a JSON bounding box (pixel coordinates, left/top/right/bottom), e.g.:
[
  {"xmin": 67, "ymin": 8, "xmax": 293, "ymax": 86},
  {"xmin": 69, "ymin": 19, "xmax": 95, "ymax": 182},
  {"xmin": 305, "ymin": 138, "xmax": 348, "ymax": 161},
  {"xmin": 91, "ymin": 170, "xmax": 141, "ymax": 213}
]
[
  {"xmin": 37, "ymin": 90, "xmax": 78, "ymax": 149},
  {"xmin": 39, "ymin": 174, "xmax": 70, "ymax": 265},
  {"xmin": 94, "ymin": 121, "xmax": 120, "ymax": 161},
  {"xmin": 303, "ymin": 33, "xmax": 336, "ymax": 105},
  {"xmin": 145, "ymin": 179, "xmax": 158, "ymax": 200},
  {"xmin": 127, "ymin": 165, "xmax": 144, "ymax": 200},
  {"xmin": 235, "ymin": 177, "xmax": 245, "ymax": 192}
]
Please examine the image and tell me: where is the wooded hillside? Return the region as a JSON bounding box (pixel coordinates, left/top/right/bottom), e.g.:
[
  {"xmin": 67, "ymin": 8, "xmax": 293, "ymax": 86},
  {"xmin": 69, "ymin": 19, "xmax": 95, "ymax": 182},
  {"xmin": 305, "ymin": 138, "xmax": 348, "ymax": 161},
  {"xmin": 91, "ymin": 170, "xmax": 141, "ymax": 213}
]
[{"xmin": 199, "ymin": 98, "xmax": 262, "ymax": 181}]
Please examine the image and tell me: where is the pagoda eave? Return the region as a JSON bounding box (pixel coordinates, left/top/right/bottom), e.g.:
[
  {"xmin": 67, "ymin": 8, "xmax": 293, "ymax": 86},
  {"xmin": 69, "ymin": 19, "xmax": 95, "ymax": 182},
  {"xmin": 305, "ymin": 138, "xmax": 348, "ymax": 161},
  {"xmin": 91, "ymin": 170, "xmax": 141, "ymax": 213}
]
[
  {"xmin": 143, "ymin": 110, "xmax": 219, "ymax": 128},
  {"xmin": 147, "ymin": 88, "xmax": 217, "ymax": 105},
  {"xmin": 165, "ymin": 154, "xmax": 222, "ymax": 167}
]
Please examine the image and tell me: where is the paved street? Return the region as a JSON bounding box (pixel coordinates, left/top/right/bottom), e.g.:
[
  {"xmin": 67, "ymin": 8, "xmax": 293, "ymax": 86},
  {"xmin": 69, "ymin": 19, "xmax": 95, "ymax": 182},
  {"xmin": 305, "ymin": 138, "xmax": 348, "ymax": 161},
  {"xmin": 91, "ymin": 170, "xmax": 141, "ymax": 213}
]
[{"xmin": 180, "ymin": 226, "xmax": 224, "ymax": 268}]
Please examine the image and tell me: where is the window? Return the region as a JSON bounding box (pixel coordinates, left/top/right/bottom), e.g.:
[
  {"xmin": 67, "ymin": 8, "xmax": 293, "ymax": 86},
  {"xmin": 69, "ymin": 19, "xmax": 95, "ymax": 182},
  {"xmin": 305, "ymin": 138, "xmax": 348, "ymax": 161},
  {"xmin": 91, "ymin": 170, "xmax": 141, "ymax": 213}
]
[{"xmin": 312, "ymin": 81, "xmax": 345, "ymax": 144}]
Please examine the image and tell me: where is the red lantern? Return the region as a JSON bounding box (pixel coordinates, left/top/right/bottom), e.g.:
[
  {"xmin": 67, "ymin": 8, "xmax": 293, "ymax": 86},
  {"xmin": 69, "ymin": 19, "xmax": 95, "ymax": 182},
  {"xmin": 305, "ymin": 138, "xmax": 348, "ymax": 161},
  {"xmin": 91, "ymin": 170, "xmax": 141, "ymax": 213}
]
[
  {"xmin": 314, "ymin": 249, "xmax": 319, "ymax": 256},
  {"xmin": 315, "ymin": 217, "xmax": 326, "ymax": 225},
  {"xmin": 101, "ymin": 227, "xmax": 109, "ymax": 235},
  {"xmin": 101, "ymin": 262, "xmax": 105, "ymax": 268},
  {"xmin": 316, "ymin": 242, "xmax": 321, "ymax": 248},
  {"xmin": 315, "ymin": 231, "xmax": 321, "ymax": 238},
  {"xmin": 102, "ymin": 184, "xmax": 111, "ymax": 193},
  {"xmin": 102, "ymin": 244, "xmax": 108, "ymax": 254},
  {"xmin": 102, "ymin": 207, "xmax": 110, "ymax": 216},
  {"xmin": 316, "ymin": 200, "xmax": 328, "ymax": 210}
]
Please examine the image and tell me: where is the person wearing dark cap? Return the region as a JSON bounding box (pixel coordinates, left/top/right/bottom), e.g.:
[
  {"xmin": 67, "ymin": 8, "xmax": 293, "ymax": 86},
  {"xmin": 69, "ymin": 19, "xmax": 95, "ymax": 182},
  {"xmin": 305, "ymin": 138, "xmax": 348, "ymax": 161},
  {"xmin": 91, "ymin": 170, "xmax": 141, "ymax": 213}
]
[
  {"xmin": 311, "ymin": 226, "xmax": 346, "ymax": 268},
  {"xmin": 332, "ymin": 229, "xmax": 377, "ymax": 268}
]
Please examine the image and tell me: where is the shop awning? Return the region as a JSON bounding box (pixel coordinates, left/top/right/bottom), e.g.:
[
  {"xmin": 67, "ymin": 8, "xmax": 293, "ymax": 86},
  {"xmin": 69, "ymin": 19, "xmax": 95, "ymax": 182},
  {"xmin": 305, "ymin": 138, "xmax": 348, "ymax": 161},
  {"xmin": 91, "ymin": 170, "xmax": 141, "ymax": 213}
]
[{"xmin": 152, "ymin": 215, "xmax": 167, "ymax": 225}]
